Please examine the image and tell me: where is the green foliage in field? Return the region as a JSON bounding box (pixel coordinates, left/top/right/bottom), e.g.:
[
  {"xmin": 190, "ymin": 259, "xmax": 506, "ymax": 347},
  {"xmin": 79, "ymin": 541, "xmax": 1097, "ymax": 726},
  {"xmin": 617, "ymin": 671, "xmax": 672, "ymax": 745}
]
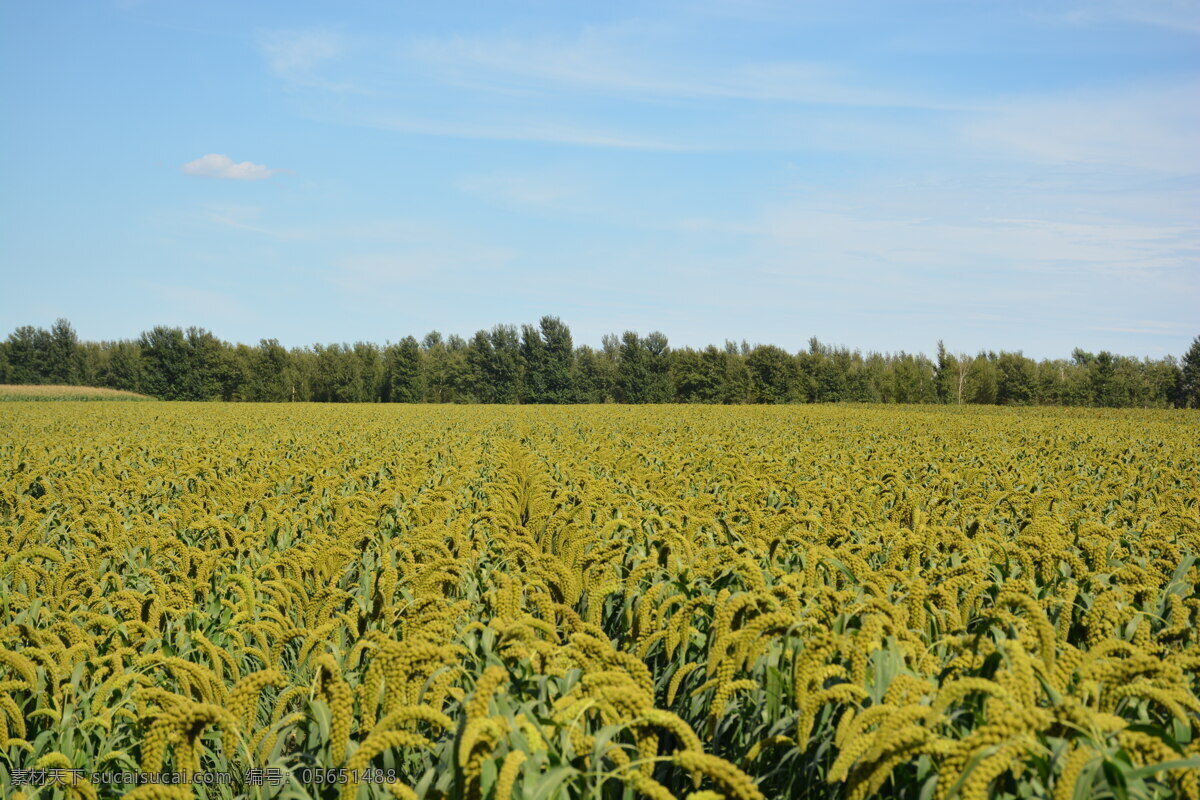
[
  {"xmin": 0, "ymin": 385, "xmax": 151, "ymax": 401},
  {"xmin": 1, "ymin": 404, "xmax": 1198, "ymax": 799}
]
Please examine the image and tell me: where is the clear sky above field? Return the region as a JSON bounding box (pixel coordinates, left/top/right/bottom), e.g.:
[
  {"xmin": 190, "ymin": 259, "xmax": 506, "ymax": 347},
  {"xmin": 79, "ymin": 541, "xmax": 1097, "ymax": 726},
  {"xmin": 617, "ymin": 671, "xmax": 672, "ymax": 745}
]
[{"xmin": 1, "ymin": 1, "xmax": 1197, "ymax": 359}]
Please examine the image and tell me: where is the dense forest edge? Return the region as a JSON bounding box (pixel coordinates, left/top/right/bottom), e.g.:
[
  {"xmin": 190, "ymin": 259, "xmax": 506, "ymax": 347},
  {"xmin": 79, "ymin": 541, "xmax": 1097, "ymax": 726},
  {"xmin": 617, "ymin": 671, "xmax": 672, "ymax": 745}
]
[{"xmin": 2, "ymin": 318, "xmax": 1198, "ymax": 407}]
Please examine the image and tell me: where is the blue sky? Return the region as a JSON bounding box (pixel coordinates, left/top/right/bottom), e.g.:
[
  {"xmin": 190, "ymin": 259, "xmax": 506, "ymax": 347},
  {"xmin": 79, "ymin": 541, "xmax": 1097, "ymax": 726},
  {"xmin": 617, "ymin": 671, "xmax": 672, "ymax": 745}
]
[{"xmin": 1, "ymin": 1, "xmax": 1197, "ymax": 359}]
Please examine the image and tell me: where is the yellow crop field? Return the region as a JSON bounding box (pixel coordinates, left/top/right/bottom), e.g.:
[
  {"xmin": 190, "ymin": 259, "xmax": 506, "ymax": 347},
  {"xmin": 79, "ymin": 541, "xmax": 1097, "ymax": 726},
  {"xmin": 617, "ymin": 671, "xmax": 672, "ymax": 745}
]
[
  {"xmin": 0, "ymin": 385, "xmax": 152, "ymax": 401},
  {"xmin": 1, "ymin": 403, "xmax": 1197, "ymax": 800}
]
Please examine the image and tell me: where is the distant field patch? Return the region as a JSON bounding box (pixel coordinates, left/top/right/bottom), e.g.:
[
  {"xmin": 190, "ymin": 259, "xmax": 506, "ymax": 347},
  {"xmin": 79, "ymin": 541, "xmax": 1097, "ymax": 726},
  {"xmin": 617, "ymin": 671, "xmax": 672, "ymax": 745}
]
[{"xmin": 0, "ymin": 384, "xmax": 152, "ymax": 401}]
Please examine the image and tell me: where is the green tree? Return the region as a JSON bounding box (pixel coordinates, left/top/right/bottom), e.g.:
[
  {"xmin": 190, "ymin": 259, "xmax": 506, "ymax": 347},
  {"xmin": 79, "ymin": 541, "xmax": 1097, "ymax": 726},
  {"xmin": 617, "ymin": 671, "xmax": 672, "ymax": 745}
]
[
  {"xmin": 354, "ymin": 342, "xmax": 383, "ymax": 401},
  {"xmin": 3, "ymin": 326, "xmax": 51, "ymax": 384},
  {"xmin": 746, "ymin": 344, "xmax": 799, "ymax": 403},
  {"xmin": 711, "ymin": 342, "xmax": 751, "ymax": 404},
  {"xmin": 247, "ymin": 339, "xmax": 292, "ymax": 402},
  {"xmin": 996, "ymin": 351, "xmax": 1036, "ymax": 405},
  {"xmin": 103, "ymin": 340, "xmax": 144, "ymax": 392},
  {"xmin": 1034, "ymin": 359, "xmax": 1069, "ymax": 406},
  {"xmin": 1109, "ymin": 355, "xmax": 1141, "ymax": 408},
  {"xmin": 138, "ymin": 326, "xmax": 189, "ymax": 399},
  {"xmin": 670, "ymin": 348, "xmax": 715, "ymax": 403},
  {"xmin": 312, "ymin": 343, "xmax": 370, "ymax": 402},
  {"xmin": 1090, "ymin": 351, "xmax": 1121, "ymax": 407},
  {"xmin": 934, "ymin": 341, "xmax": 957, "ymax": 404},
  {"xmin": 137, "ymin": 326, "xmax": 223, "ymax": 400},
  {"xmin": 571, "ymin": 345, "xmax": 616, "ymax": 403},
  {"xmin": 817, "ymin": 348, "xmax": 850, "ymax": 403},
  {"xmin": 489, "ymin": 326, "xmax": 522, "ymax": 403},
  {"xmin": 643, "ymin": 331, "xmax": 673, "ymax": 403},
  {"xmin": 445, "ymin": 333, "xmax": 471, "ymax": 400},
  {"xmin": 466, "ymin": 330, "xmax": 496, "ymax": 402},
  {"xmin": 186, "ymin": 328, "xmax": 231, "ymax": 401},
  {"xmin": 964, "ymin": 354, "xmax": 998, "ymax": 404},
  {"xmin": 519, "ymin": 324, "xmax": 547, "ymax": 403},
  {"xmin": 538, "ymin": 316, "xmax": 574, "ymax": 403},
  {"xmin": 616, "ymin": 332, "xmax": 648, "ymax": 403},
  {"xmin": 420, "ymin": 332, "xmax": 468, "ymax": 403},
  {"xmin": 76, "ymin": 341, "xmax": 104, "ymax": 386},
  {"xmin": 1071, "ymin": 358, "xmax": 1097, "ymax": 406},
  {"xmin": 46, "ymin": 318, "xmax": 80, "ymax": 384},
  {"xmin": 616, "ymin": 331, "xmax": 671, "ymax": 403},
  {"xmin": 1180, "ymin": 336, "xmax": 1200, "ymax": 408},
  {"xmin": 862, "ymin": 353, "xmax": 890, "ymax": 402},
  {"xmin": 466, "ymin": 328, "xmax": 517, "ymax": 402},
  {"xmin": 1141, "ymin": 356, "xmax": 1181, "ymax": 408},
  {"xmin": 795, "ymin": 340, "xmax": 820, "ymax": 401},
  {"xmin": 892, "ymin": 353, "xmax": 937, "ymax": 403},
  {"xmin": 382, "ymin": 337, "xmax": 423, "ymax": 402},
  {"xmin": 219, "ymin": 343, "xmax": 253, "ymax": 401},
  {"xmin": 841, "ymin": 350, "xmax": 874, "ymax": 403},
  {"xmin": 288, "ymin": 348, "xmax": 319, "ymax": 401},
  {"xmin": 3, "ymin": 317, "xmax": 1190, "ymax": 409}
]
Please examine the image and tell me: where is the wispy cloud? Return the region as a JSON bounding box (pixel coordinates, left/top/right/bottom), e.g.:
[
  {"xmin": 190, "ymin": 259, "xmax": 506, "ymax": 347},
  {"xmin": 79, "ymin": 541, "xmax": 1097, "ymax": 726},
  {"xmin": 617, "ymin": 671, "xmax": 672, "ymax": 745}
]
[
  {"xmin": 256, "ymin": 25, "xmax": 690, "ymax": 150},
  {"xmin": 330, "ymin": 245, "xmax": 518, "ymax": 288},
  {"xmin": 672, "ymin": 170, "xmax": 1199, "ymax": 285},
  {"xmin": 182, "ymin": 154, "xmax": 285, "ymax": 181},
  {"xmin": 197, "ymin": 206, "xmax": 520, "ymax": 289},
  {"xmin": 456, "ymin": 169, "xmax": 584, "ymax": 210},
  {"xmin": 261, "ymin": 29, "xmax": 341, "ymax": 76},
  {"xmin": 242, "ymin": 11, "xmax": 1199, "ymax": 354},
  {"xmin": 201, "ymin": 207, "xmax": 493, "ymax": 246},
  {"xmin": 964, "ymin": 81, "xmax": 1200, "ymax": 173},
  {"xmin": 1059, "ymin": 0, "xmax": 1200, "ymax": 33},
  {"xmin": 273, "ymin": 23, "xmax": 1199, "ymax": 163},
  {"xmin": 259, "ymin": 29, "xmax": 364, "ymax": 93},
  {"xmin": 150, "ymin": 284, "xmax": 248, "ymax": 322},
  {"xmin": 369, "ymin": 115, "xmax": 695, "ymax": 151},
  {"xmin": 407, "ymin": 30, "xmax": 960, "ymax": 110},
  {"xmin": 1094, "ymin": 320, "xmax": 1198, "ymax": 335},
  {"xmin": 754, "ymin": 206, "xmax": 1197, "ymax": 277},
  {"xmin": 204, "ymin": 206, "xmax": 310, "ymax": 239}
]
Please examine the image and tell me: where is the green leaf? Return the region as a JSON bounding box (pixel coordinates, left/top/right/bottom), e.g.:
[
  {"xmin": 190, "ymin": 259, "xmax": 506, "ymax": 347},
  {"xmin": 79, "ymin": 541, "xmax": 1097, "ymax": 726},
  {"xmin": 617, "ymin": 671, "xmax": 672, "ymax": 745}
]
[
  {"xmin": 1101, "ymin": 758, "xmax": 1129, "ymax": 800},
  {"xmin": 527, "ymin": 766, "xmax": 580, "ymax": 800},
  {"xmin": 1126, "ymin": 756, "xmax": 1200, "ymax": 781},
  {"xmin": 480, "ymin": 756, "xmax": 498, "ymax": 799},
  {"xmin": 765, "ymin": 665, "xmax": 784, "ymax": 719},
  {"xmin": 918, "ymin": 772, "xmax": 940, "ymax": 800},
  {"xmin": 591, "ymin": 722, "xmax": 629, "ymax": 762}
]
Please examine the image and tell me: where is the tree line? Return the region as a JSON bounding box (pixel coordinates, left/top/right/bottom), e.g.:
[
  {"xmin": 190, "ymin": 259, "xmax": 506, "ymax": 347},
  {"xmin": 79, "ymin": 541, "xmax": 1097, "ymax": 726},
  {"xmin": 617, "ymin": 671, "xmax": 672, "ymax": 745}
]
[{"xmin": 2, "ymin": 317, "xmax": 1199, "ymax": 407}]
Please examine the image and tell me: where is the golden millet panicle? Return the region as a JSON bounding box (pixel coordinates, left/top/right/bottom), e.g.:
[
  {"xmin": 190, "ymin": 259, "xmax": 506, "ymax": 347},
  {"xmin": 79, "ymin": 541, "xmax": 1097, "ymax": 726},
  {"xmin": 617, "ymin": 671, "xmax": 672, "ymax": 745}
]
[{"xmin": 494, "ymin": 750, "xmax": 527, "ymax": 799}]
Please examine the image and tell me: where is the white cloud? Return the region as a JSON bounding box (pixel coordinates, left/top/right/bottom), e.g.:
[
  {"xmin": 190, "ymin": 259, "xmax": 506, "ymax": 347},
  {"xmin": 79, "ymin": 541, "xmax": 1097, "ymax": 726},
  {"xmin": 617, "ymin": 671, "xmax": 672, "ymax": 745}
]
[
  {"xmin": 1095, "ymin": 324, "xmax": 1196, "ymax": 335},
  {"xmin": 407, "ymin": 31, "xmax": 957, "ymax": 110},
  {"xmin": 328, "ymin": 245, "xmax": 519, "ymax": 291},
  {"xmin": 1060, "ymin": 1, "xmax": 1200, "ymax": 33},
  {"xmin": 205, "ymin": 206, "xmax": 307, "ymax": 238},
  {"xmin": 259, "ymin": 29, "xmax": 364, "ymax": 93},
  {"xmin": 370, "ymin": 115, "xmax": 694, "ymax": 151},
  {"xmin": 456, "ymin": 169, "xmax": 584, "ymax": 209},
  {"xmin": 261, "ymin": 30, "xmax": 343, "ymax": 77},
  {"xmin": 181, "ymin": 154, "xmax": 284, "ymax": 181},
  {"xmin": 964, "ymin": 81, "xmax": 1200, "ymax": 173},
  {"xmin": 151, "ymin": 284, "xmax": 248, "ymax": 321},
  {"xmin": 202, "ymin": 208, "xmax": 471, "ymax": 244},
  {"xmin": 753, "ymin": 206, "xmax": 1197, "ymax": 277}
]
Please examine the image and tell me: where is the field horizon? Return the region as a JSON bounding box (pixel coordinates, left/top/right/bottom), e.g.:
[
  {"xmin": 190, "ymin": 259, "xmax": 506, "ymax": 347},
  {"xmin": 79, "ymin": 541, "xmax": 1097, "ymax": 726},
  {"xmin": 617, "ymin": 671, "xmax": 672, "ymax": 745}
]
[{"xmin": 0, "ymin": 383, "xmax": 152, "ymax": 401}]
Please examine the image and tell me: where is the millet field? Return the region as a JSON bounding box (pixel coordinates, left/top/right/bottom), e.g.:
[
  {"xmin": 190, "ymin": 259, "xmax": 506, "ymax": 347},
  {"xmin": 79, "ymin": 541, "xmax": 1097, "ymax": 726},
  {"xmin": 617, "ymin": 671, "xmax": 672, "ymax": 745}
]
[{"xmin": 1, "ymin": 403, "xmax": 1198, "ymax": 800}]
